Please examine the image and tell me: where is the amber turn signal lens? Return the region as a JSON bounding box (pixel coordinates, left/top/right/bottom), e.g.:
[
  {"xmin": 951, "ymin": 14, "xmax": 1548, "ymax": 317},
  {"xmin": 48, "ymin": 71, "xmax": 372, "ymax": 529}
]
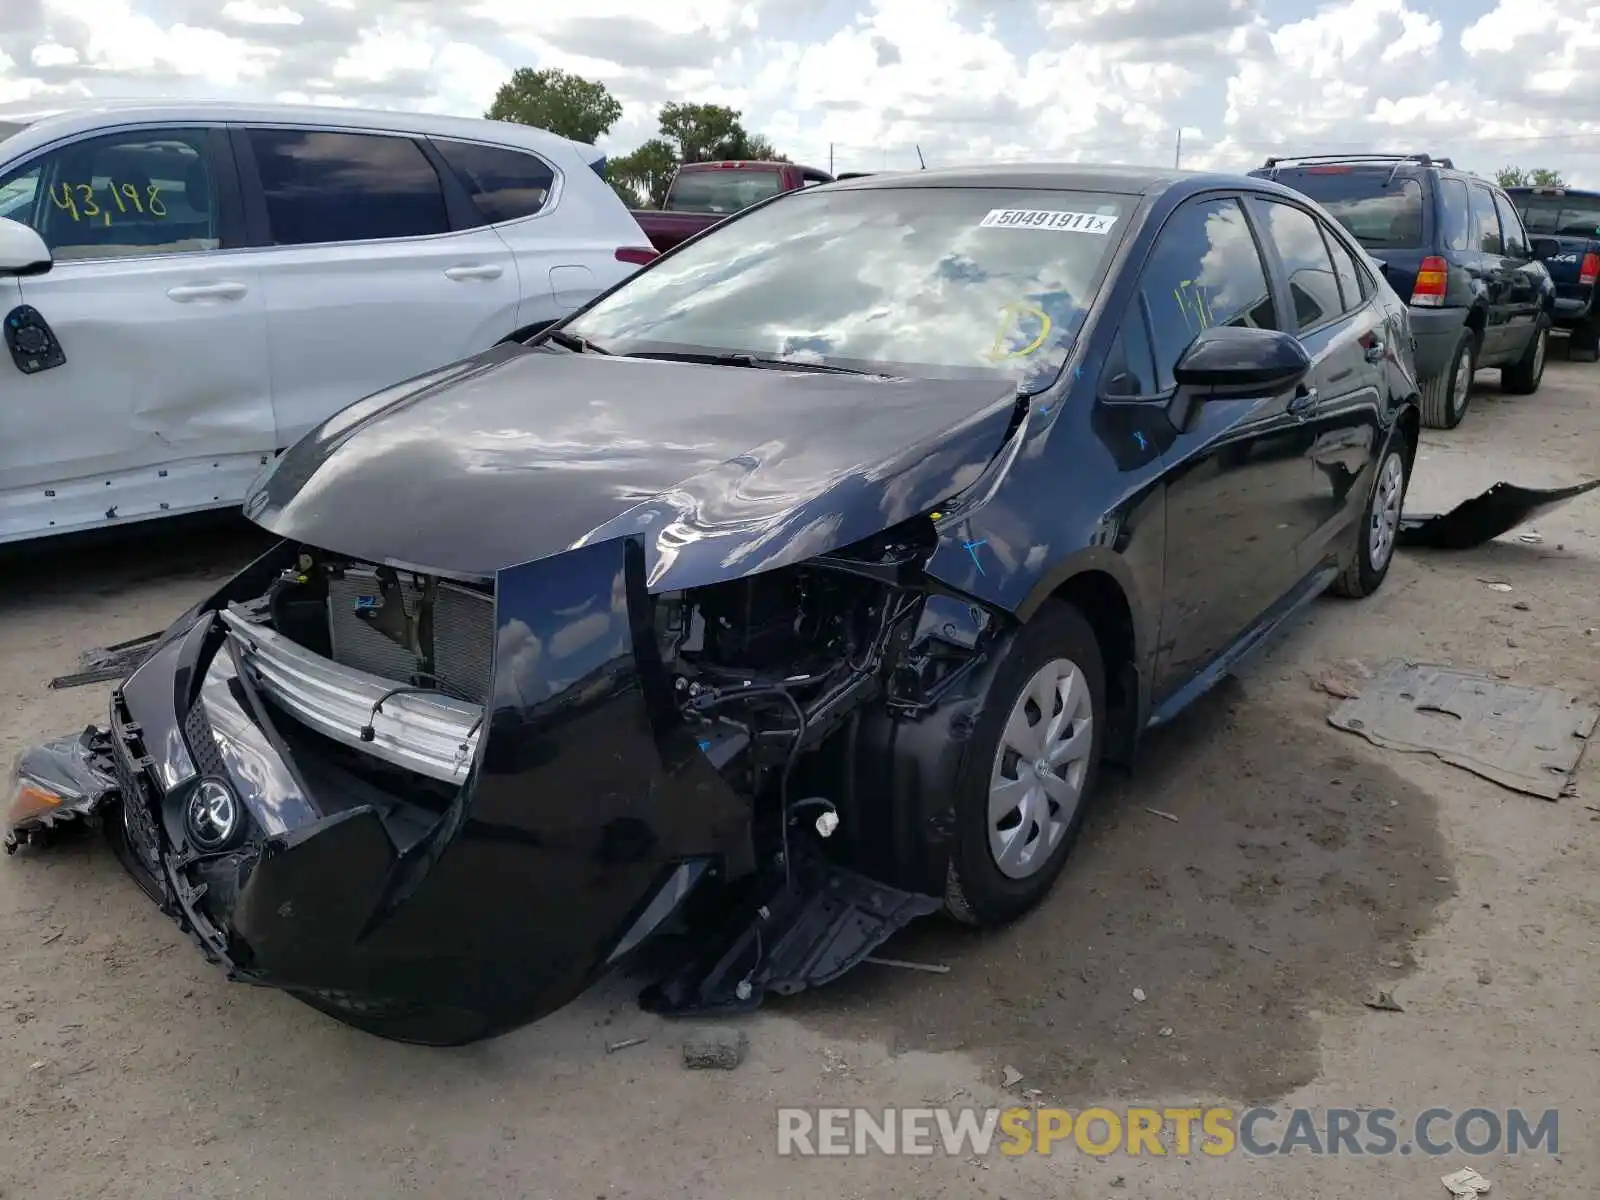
[{"xmin": 6, "ymin": 779, "xmax": 62, "ymax": 826}]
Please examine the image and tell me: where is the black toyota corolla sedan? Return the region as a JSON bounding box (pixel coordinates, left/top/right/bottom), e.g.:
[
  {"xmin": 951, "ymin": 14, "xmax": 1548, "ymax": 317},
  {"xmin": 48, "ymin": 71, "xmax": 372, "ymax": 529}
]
[{"xmin": 7, "ymin": 164, "xmax": 1421, "ymax": 1044}]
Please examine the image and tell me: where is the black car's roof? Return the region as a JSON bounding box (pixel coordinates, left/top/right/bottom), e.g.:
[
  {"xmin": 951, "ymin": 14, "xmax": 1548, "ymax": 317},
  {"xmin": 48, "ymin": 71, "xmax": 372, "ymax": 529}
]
[{"xmin": 828, "ymin": 162, "xmax": 1275, "ymax": 201}]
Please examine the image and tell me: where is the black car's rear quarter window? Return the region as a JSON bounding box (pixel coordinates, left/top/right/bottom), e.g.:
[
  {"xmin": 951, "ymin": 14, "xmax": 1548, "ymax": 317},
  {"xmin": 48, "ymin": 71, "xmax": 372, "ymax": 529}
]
[
  {"xmin": 1439, "ymin": 179, "xmax": 1472, "ymax": 251},
  {"xmin": 1135, "ymin": 196, "xmax": 1276, "ymax": 391},
  {"xmin": 434, "ymin": 138, "xmax": 555, "ymax": 224},
  {"xmin": 248, "ymin": 128, "xmax": 450, "ymax": 246},
  {"xmin": 1273, "ymin": 168, "xmax": 1425, "ymax": 250}
]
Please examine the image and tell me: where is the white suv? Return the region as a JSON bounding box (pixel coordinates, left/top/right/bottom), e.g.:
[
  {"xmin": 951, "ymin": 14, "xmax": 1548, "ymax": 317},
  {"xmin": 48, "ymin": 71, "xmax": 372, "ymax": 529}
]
[{"xmin": 0, "ymin": 100, "xmax": 655, "ymax": 544}]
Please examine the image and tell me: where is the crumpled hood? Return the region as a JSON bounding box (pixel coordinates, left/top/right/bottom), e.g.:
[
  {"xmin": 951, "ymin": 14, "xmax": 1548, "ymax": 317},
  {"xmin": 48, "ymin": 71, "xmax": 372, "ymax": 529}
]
[{"xmin": 246, "ymin": 345, "xmax": 1019, "ymax": 587}]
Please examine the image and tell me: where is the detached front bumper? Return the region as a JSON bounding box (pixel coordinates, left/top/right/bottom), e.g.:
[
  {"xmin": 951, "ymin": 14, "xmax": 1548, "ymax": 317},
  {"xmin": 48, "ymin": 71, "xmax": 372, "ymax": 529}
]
[{"xmin": 7, "ymin": 535, "xmax": 754, "ymax": 1044}]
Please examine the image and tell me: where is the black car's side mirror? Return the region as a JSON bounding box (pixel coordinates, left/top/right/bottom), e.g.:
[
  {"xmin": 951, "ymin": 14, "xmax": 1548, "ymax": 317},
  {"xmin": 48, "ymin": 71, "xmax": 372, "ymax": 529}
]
[{"xmin": 1168, "ymin": 325, "xmax": 1312, "ymax": 431}]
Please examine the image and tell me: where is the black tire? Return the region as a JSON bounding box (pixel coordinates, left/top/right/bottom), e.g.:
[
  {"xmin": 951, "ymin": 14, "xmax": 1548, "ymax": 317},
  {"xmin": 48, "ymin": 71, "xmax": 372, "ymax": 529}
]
[
  {"xmin": 1329, "ymin": 428, "xmax": 1410, "ymax": 599},
  {"xmin": 944, "ymin": 600, "xmax": 1105, "ymax": 927},
  {"xmin": 1501, "ymin": 315, "xmax": 1550, "ymax": 394},
  {"xmin": 1419, "ymin": 328, "xmax": 1475, "ymax": 429},
  {"xmin": 1570, "ymin": 319, "xmax": 1599, "ymax": 364},
  {"xmin": 289, "ymin": 988, "xmax": 492, "ymax": 1046}
]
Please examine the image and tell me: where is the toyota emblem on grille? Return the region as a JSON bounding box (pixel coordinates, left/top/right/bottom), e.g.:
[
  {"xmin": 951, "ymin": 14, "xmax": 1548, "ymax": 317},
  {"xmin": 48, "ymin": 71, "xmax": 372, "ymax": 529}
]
[{"xmin": 186, "ymin": 779, "xmax": 240, "ymax": 851}]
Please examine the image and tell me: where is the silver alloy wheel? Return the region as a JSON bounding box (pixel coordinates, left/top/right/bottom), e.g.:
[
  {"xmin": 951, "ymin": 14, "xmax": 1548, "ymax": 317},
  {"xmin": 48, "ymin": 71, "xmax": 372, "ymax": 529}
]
[
  {"xmin": 1452, "ymin": 344, "xmax": 1473, "ymax": 412},
  {"xmin": 1532, "ymin": 328, "xmax": 1547, "ymax": 378},
  {"xmin": 988, "ymin": 657, "xmax": 1094, "ymax": 880},
  {"xmin": 1369, "ymin": 451, "xmax": 1405, "ymax": 571}
]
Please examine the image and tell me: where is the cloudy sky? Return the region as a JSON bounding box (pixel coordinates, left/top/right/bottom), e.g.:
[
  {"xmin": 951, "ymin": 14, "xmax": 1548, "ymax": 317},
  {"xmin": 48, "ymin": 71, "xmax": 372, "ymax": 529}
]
[{"xmin": 1, "ymin": 0, "xmax": 1597, "ymax": 184}]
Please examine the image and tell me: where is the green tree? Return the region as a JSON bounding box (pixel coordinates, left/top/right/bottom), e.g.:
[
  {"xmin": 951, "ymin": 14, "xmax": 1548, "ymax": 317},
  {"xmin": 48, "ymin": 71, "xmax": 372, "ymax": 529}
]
[
  {"xmin": 1496, "ymin": 165, "xmax": 1566, "ymax": 188},
  {"xmin": 606, "ymin": 138, "xmax": 680, "ymax": 208},
  {"xmin": 656, "ymin": 102, "xmax": 783, "ymax": 163},
  {"xmin": 485, "ymin": 68, "xmax": 622, "ymax": 146}
]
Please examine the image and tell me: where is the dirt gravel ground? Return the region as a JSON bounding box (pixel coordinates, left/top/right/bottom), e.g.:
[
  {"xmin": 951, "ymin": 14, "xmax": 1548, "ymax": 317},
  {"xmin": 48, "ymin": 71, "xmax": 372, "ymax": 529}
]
[{"xmin": 2, "ymin": 354, "xmax": 1597, "ymax": 1199}]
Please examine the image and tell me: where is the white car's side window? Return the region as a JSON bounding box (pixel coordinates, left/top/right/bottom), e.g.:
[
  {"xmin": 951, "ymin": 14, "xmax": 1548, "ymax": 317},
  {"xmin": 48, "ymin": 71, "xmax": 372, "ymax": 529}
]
[
  {"xmin": 246, "ymin": 128, "xmax": 451, "ymax": 247},
  {"xmin": 433, "ymin": 138, "xmax": 556, "ymax": 225},
  {"xmin": 0, "ymin": 128, "xmax": 221, "ymax": 262}
]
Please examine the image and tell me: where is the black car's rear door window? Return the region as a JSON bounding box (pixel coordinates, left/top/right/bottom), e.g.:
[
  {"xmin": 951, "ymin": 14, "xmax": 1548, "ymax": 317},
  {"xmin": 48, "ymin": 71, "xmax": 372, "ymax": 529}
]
[
  {"xmin": 1258, "ymin": 200, "xmax": 1345, "ymax": 330},
  {"xmin": 1321, "ymin": 226, "xmax": 1368, "ymax": 309},
  {"xmin": 246, "ymin": 128, "xmax": 451, "ymax": 246},
  {"xmin": 1138, "ymin": 196, "xmax": 1278, "ymax": 391}
]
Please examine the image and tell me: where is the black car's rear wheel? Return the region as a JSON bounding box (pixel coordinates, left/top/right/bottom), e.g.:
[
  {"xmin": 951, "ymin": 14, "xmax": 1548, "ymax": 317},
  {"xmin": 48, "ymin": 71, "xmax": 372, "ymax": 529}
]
[
  {"xmin": 1330, "ymin": 430, "xmax": 1410, "ymax": 599},
  {"xmin": 1420, "ymin": 329, "xmax": 1475, "ymax": 429},
  {"xmin": 944, "ymin": 600, "xmax": 1105, "ymax": 927},
  {"xmin": 1501, "ymin": 315, "xmax": 1550, "ymax": 395}
]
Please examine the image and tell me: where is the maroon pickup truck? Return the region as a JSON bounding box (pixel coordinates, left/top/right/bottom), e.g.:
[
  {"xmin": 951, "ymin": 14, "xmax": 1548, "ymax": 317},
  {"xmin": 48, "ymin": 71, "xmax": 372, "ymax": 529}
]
[{"xmin": 630, "ymin": 160, "xmax": 834, "ymax": 252}]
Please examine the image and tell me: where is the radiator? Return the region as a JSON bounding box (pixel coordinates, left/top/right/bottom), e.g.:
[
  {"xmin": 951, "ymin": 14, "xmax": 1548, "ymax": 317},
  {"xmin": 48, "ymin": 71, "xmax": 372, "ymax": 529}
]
[{"xmin": 325, "ymin": 568, "xmax": 495, "ymax": 705}]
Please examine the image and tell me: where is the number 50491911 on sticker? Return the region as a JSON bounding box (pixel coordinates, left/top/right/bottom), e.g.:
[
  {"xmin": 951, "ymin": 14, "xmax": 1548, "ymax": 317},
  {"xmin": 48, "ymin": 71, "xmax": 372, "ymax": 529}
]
[{"xmin": 979, "ymin": 208, "xmax": 1118, "ymax": 234}]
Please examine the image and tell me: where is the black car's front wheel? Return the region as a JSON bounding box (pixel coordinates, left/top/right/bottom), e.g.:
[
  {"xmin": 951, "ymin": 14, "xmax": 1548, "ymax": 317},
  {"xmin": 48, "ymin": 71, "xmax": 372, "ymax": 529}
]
[
  {"xmin": 944, "ymin": 600, "xmax": 1105, "ymax": 927},
  {"xmin": 1330, "ymin": 432, "xmax": 1410, "ymax": 599}
]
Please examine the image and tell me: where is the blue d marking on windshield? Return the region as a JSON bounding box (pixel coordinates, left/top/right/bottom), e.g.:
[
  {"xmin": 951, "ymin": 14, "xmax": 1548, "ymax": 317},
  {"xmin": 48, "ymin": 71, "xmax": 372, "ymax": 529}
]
[{"xmin": 963, "ymin": 538, "xmax": 988, "ymax": 575}]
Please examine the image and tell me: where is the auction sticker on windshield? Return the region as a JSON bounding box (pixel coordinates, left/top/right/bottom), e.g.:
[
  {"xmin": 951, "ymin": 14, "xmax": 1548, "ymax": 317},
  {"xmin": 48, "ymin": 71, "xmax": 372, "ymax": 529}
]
[{"xmin": 979, "ymin": 209, "xmax": 1118, "ymax": 234}]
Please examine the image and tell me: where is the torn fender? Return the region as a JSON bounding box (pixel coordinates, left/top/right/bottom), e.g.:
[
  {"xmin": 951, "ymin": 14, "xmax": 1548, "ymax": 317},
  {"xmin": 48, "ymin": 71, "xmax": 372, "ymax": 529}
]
[{"xmin": 1397, "ymin": 477, "xmax": 1600, "ymax": 550}]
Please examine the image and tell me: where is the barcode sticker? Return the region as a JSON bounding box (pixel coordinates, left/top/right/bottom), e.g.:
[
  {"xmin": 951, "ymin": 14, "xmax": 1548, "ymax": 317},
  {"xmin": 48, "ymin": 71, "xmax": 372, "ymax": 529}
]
[{"xmin": 979, "ymin": 209, "xmax": 1118, "ymax": 234}]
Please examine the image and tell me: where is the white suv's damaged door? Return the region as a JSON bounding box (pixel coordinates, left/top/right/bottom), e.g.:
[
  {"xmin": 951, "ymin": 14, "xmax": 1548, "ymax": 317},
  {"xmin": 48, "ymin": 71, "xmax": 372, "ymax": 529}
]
[{"xmin": 0, "ymin": 126, "xmax": 274, "ymax": 543}]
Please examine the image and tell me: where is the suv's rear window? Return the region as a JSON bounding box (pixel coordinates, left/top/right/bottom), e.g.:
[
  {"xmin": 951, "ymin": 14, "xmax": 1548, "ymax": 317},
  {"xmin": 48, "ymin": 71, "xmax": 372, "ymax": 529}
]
[
  {"xmin": 1516, "ymin": 194, "xmax": 1600, "ymax": 238},
  {"xmin": 1271, "ymin": 169, "xmax": 1424, "ymax": 250}
]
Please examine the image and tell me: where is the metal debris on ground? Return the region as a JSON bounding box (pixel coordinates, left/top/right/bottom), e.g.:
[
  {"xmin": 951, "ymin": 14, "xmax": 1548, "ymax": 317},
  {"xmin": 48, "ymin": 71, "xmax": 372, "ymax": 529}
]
[
  {"xmin": 1483, "ymin": 582, "xmax": 1514, "ymax": 593},
  {"xmin": 605, "ymin": 1036, "xmax": 648, "ymax": 1054},
  {"xmin": 1328, "ymin": 660, "xmax": 1600, "ymax": 800},
  {"xmin": 862, "ymin": 955, "xmax": 951, "ymax": 974},
  {"xmin": 1143, "ymin": 807, "xmax": 1180, "ymax": 823},
  {"xmin": 1364, "ymin": 989, "xmax": 1405, "ymax": 1013},
  {"xmin": 1132, "ymin": 987, "xmax": 1147, "ymax": 1002},
  {"xmin": 1518, "ymin": 530, "xmax": 1544, "ymax": 544},
  {"xmin": 40, "ymin": 931, "xmax": 62, "ymax": 945},
  {"xmin": 1441, "ymin": 1165, "xmax": 1493, "ymax": 1196},
  {"xmin": 48, "ymin": 630, "xmax": 164, "ymax": 689},
  {"xmin": 1001, "ymin": 1064, "xmax": 1024, "ymax": 1088},
  {"xmin": 681, "ymin": 1027, "xmax": 748, "ymax": 1070},
  {"xmin": 1398, "ymin": 476, "xmax": 1600, "ymax": 550},
  {"xmin": 1248, "ymin": 943, "xmax": 1273, "ymax": 955},
  {"xmin": 1158, "ymin": 1027, "xmax": 1174, "ymax": 1037}
]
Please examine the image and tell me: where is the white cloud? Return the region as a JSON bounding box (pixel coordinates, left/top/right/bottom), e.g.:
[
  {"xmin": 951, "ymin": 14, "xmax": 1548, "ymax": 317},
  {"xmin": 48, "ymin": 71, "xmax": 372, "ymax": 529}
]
[
  {"xmin": 0, "ymin": 0, "xmax": 1597, "ymax": 184},
  {"xmin": 221, "ymin": 1, "xmax": 305, "ymax": 26}
]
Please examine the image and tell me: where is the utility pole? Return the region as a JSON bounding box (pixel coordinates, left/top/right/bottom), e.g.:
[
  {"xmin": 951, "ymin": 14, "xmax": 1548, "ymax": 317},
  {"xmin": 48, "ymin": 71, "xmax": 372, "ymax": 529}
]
[{"xmin": 1174, "ymin": 128, "xmax": 1183, "ymax": 169}]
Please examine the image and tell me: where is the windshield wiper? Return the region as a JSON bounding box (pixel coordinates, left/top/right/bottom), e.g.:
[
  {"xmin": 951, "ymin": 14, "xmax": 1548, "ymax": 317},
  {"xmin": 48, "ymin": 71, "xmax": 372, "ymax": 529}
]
[
  {"xmin": 541, "ymin": 329, "xmax": 611, "ymax": 355},
  {"xmin": 621, "ymin": 350, "xmax": 885, "ymax": 376}
]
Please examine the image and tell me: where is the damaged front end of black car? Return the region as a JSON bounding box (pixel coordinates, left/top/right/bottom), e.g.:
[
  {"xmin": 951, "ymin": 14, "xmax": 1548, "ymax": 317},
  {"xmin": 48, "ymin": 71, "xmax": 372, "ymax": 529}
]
[{"xmin": 6, "ymin": 343, "xmax": 1030, "ymax": 1045}]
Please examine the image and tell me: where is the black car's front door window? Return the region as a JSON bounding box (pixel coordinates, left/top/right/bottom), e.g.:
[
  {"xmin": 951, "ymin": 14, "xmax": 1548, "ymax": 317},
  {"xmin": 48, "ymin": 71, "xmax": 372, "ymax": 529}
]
[{"xmin": 1138, "ymin": 197, "xmax": 1278, "ymax": 391}]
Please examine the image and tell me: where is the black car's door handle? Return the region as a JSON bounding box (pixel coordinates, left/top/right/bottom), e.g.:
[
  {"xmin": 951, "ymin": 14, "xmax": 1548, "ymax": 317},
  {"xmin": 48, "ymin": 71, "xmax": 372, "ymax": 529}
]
[{"xmin": 1288, "ymin": 385, "xmax": 1319, "ymax": 415}]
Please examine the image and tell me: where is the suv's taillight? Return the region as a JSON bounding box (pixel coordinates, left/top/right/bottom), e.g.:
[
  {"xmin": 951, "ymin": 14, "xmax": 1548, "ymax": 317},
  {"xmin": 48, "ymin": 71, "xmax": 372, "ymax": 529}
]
[
  {"xmin": 1412, "ymin": 255, "xmax": 1448, "ymax": 307},
  {"xmin": 1581, "ymin": 252, "xmax": 1599, "ymax": 287},
  {"xmin": 615, "ymin": 246, "xmax": 658, "ymax": 265}
]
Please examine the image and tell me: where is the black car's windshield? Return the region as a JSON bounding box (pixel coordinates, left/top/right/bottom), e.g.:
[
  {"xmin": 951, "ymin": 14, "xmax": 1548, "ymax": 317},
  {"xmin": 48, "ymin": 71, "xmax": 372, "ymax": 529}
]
[
  {"xmin": 1270, "ymin": 169, "xmax": 1425, "ymax": 249},
  {"xmin": 567, "ymin": 185, "xmax": 1132, "ymax": 390},
  {"xmin": 1515, "ymin": 194, "xmax": 1600, "ymax": 238}
]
